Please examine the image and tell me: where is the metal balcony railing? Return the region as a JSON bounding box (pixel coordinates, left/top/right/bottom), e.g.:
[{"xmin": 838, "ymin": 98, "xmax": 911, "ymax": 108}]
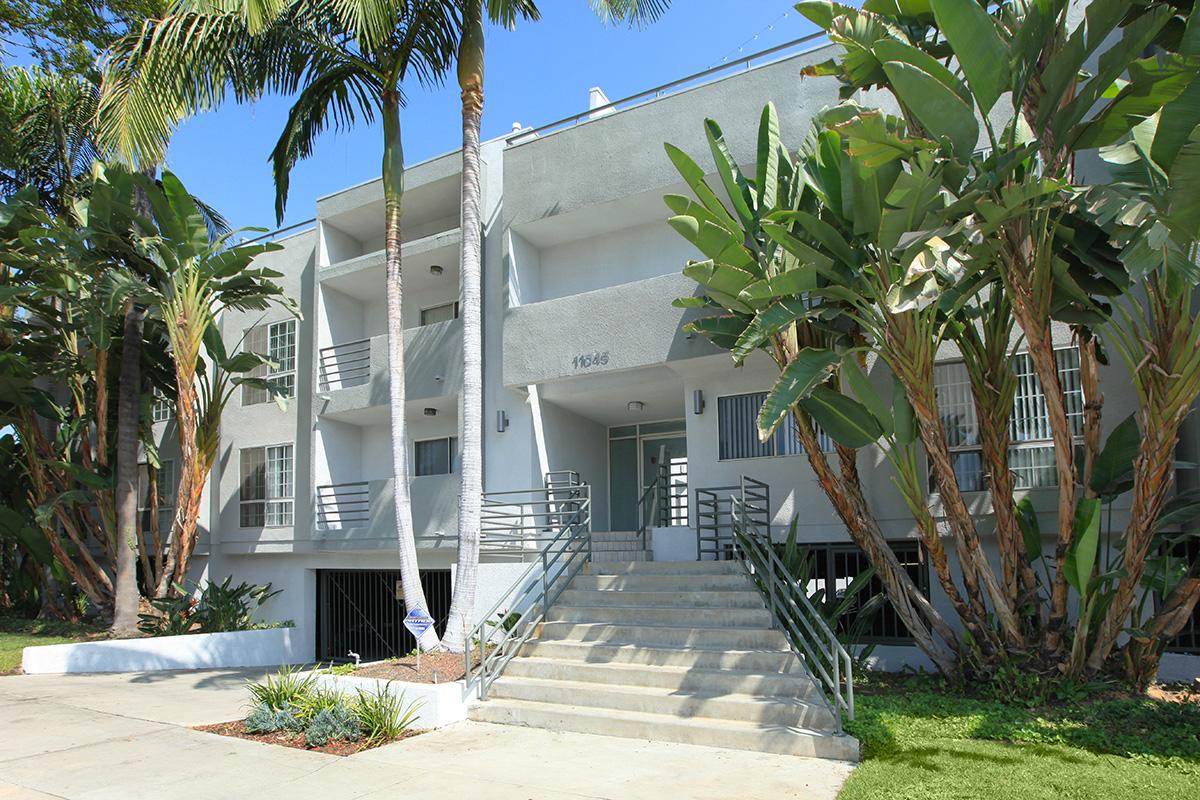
[
  {"xmin": 318, "ymin": 338, "xmax": 372, "ymax": 391},
  {"xmin": 695, "ymin": 477, "xmax": 769, "ymax": 561},
  {"xmin": 479, "ymin": 474, "xmax": 590, "ymax": 555},
  {"xmin": 315, "ymin": 481, "xmax": 372, "ymax": 530}
]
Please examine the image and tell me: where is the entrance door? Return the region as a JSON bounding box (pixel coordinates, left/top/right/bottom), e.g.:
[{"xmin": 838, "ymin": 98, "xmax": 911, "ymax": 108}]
[{"xmin": 641, "ymin": 436, "xmax": 688, "ymax": 527}]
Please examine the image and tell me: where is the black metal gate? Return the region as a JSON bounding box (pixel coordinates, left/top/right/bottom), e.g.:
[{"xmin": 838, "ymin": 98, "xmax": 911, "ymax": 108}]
[{"xmin": 315, "ymin": 569, "xmax": 452, "ymax": 664}]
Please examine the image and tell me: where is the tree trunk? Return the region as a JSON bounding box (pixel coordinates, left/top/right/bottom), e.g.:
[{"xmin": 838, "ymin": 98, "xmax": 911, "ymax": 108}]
[
  {"xmin": 382, "ymin": 91, "xmax": 439, "ymax": 649},
  {"xmin": 443, "ymin": 4, "xmax": 485, "ymax": 654},
  {"xmin": 111, "ymin": 301, "xmax": 144, "ymax": 636}
]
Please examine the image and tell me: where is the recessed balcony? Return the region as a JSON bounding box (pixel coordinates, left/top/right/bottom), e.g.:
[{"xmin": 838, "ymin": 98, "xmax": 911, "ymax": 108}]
[{"xmin": 313, "ymin": 476, "xmax": 458, "ymax": 551}]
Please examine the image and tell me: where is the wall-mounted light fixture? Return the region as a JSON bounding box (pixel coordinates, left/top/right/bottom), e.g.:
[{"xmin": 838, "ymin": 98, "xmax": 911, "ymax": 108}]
[
  {"xmin": 692, "ymin": 389, "xmax": 705, "ymax": 415},
  {"xmin": 627, "ymin": 400, "xmax": 645, "ymax": 413},
  {"xmin": 496, "ymin": 410, "xmax": 509, "ymax": 433},
  {"xmin": 429, "ymin": 264, "xmax": 444, "ymax": 275},
  {"xmin": 434, "ymin": 375, "xmax": 444, "ymax": 383},
  {"xmin": 423, "ymin": 407, "xmax": 437, "ymax": 416}
]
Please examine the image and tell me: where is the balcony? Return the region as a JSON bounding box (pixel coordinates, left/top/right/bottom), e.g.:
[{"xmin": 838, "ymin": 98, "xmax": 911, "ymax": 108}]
[
  {"xmin": 313, "ymin": 476, "xmax": 458, "ymax": 551},
  {"xmin": 502, "ymin": 272, "xmax": 720, "ymax": 388},
  {"xmin": 316, "ymin": 321, "xmax": 462, "ymax": 422}
]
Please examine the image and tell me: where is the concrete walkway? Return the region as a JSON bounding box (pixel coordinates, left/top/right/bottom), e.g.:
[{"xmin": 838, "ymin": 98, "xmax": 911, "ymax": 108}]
[{"xmin": 0, "ymin": 669, "xmax": 854, "ymax": 799}]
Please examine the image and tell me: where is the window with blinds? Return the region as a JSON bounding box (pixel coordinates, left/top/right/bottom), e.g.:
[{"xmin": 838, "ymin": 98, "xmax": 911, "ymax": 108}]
[
  {"xmin": 240, "ymin": 444, "xmax": 294, "ymax": 527},
  {"xmin": 717, "ymin": 392, "xmax": 832, "ymax": 460},
  {"xmin": 934, "ymin": 347, "xmax": 1084, "ymax": 491},
  {"xmin": 138, "ymin": 460, "xmax": 175, "ymax": 535},
  {"xmin": 242, "ymin": 319, "xmax": 297, "ymax": 406},
  {"xmin": 420, "ymin": 301, "xmax": 459, "ymax": 326},
  {"xmin": 414, "ymin": 437, "xmax": 455, "ymax": 476}
]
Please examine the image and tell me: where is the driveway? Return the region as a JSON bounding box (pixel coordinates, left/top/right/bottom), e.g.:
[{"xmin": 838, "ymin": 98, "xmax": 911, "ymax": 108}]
[{"xmin": 0, "ymin": 669, "xmax": 854, "ymax": 799}]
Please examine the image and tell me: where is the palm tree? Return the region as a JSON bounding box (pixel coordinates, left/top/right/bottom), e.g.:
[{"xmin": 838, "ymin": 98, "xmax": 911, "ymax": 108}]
[
  {"xmin": 98, "ymin": 0, "xmax": 462, "ymax": 647},
  {"xmin": 440, "ymin": 0, "xmax": 670, "ymax": 652}
]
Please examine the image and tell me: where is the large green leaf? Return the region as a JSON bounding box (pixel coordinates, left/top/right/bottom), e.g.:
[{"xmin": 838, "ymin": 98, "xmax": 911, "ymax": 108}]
[
  {"xmin": 1156, "ymin": 488, "xmax": 1200, "ymax": 530},
  {"xmin": 1166, "ymin": 125, "xmax": 1200, "ymax": 240},
  {"xmin": 756, "ymin": 103, "xmax": 781, "ymax": 212},
  {"xmin": 872, "ymin": 38, "xmax": 971, "ymax": 104},
  {"xmin": 930, "ymin": 0, "xmax": 1010, "ymax": 113},
  {"xmin": 663, "ymin": 143, "xmax": 741, "ymax": 232},
  {"xmin": 1015, "ymin": 496, "xmax": 1042, "ymax": 562},
  {"xmin": 882, "ymin": 61, "xmax": 979, "ymax": 158},
  {"xmin": 668, "ymin": 217, "xmax": 756, "ymax": 271},
  {"xmin": 731, "ymin": 298, "xmax": 815, "ymax": 363},
  {"xmin": 842, "ymin": 357, "xmax": 893, "ymax": 436},
  {"xmin": 892, "ymin": 375, "xmax": 916, "ymax": 446},
  {"xmin": 704, "ymin": 118, "xmax": 756, "ymax": 230},
  {"xmin": 799, "ymin": 385, "xmax": 886, "ymax": 448},
  {"xmin": 1073, "ymin": 55, "xmax": 1198, "ymax": 150},
  {"xmin": 1064, "ymin": 497, "xmax": 1102, "ymax": 594},
  {"xmin": 757, "ymin": 349, "xmax": 841, "ymax": 439},
  {"xmin": 1088, "ymin": 413, "xmax": 1140, "ymax": 499},
  {"xmin": 683, "ymin": 315, "xmax": 749, "ymax": 350}
]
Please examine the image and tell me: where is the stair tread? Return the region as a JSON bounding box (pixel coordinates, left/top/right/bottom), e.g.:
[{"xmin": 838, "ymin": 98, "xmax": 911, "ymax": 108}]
[
  {"xmin": 492, "ymin": 675, "xmax": 825, "ymax": 706},
  {"xmin": 541, "ymin": 621, "xmax": 778, "ymax": 632},
  {"xmin": 509, "ymin": 656, "xmax": 814, "ymax": 683},
  {"xmin": 472, "ymin": 697, "xmax": 842, "ymax": 738},
  {"xmin": 527, "ymin": 640, "xmax": 789, "ymax": 655}
]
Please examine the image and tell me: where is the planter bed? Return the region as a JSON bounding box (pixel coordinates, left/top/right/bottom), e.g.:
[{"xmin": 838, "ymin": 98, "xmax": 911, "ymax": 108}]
[
  {"xmin": 194, "ymin": 720, "xmax": 423, "ymax": 756},
  {"xmin": 309, "ymin": 667, "xmax": 475, "ymax": 730},
  {"xmin": 21, "ymin": 627, "xmax": 302, "ymax": 674}
]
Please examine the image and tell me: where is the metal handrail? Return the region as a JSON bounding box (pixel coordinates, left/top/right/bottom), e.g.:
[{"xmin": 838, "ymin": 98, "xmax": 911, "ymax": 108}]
[
  {"xmin": 318, "ymin": 338, "xmax": 372, "ymax": 391},
  {"xmin": 464, "ymin": 497, "xmax": 592, "ymax": 700},
  {"xmin": 730, "ymin": 494, "xmax": 854, "ymax": 732},
  {"xmin": 479, "ymin": 480, "xmax": 590, "ymax": 554},
  {"xmin": 696, "ymin": 479, "xmax": 769, "ymax": 560}
]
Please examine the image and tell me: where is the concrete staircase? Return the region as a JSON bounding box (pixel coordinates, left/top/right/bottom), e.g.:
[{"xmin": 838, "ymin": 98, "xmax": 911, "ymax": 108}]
[
  {"xmin": 469, "ymin": 560, "xmax": 859, "ymax": 761},
  {"xmin": 588, "ymin": 531, "xmax": 651, "ymax": 562}
]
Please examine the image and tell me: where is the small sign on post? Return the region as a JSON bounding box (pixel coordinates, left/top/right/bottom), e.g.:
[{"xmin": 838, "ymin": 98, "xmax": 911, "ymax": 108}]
[{"xmin": 403, "ymin": 608, "xmax": 435, "ymax": 671}]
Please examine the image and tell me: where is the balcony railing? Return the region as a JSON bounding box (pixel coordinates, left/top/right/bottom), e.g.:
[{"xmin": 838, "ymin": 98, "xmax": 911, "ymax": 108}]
[
  {"xmin": 315, "ymin": 481, "xmax": 372, "ymax": 530},
  {"xmin": 318, "ymin": 338, "xmax": 372, "ymax": 391}
]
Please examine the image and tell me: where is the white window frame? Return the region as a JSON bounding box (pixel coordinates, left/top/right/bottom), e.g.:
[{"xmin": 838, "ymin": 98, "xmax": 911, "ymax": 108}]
[
  {"xmin": 419, "ymin": 301, "xmax": 460, "ymax": 327},
  {"xmin": 715, "ymin": 391, "xmax": 833, "ymax": 462},
  {"xmin": 239, "ymin": 443, "xmax": 294, "ymax": 528},
  {"xmin": 413, "ymin": 436, "xmax": 456, "ymax": 477},
  {"xmin": 934, "ymin": 347, "xmax": 1084, "ymax": 492},
  {"xmin": 151, "ymin": 392, "xmax": 173, "ymax": 423},
  {"xmin": 266, "ymin": 319, "xmax": 297, "ymax": 400}
]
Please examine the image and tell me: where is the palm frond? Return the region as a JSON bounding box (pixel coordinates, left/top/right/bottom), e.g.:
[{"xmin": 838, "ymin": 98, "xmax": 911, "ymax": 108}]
[{"xmin": 589, "ymin": 0, "xmax": 670, "ymax": 27}]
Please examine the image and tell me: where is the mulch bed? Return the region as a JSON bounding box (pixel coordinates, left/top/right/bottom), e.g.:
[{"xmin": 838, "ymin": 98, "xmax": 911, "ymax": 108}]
[
  {"xmin": 352, "ymin": 651, "xmax": 474, "ymax": 684},
  {"xmin": 194, "ymin": 720, "xmax": 422, "ymax": 756}
]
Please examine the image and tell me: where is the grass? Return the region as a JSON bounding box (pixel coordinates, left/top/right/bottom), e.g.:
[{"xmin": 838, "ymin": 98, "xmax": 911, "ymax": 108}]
[
  {"xmin": 840, "ymin": 674, "xmax": 1200, "ymax": 800},
  {"xmin": 0, "ymin": 614, "xmax": 106, "ymax": 674}
]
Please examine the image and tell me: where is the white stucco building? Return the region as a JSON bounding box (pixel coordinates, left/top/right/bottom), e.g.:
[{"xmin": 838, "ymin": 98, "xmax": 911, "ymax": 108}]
[{"xmin": 146, "ymin": 35, "xmax": 1199, "ymax": 680}]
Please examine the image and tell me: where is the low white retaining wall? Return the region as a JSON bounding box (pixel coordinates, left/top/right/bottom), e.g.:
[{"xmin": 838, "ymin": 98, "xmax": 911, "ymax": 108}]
[
  {"xmin": 309, "ymin": 671, "xmax": 473, "ymax": 729},
  {"xmin": 1158, "ymin": 652, "xmax": 1200, "ymax": 684},
  {"xmin": 21, "ymin": 627, "xmax": 303, "ymax": 674}
]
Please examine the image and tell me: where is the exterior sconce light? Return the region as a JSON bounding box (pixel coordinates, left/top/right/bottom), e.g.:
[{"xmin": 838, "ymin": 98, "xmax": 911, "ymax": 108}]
[
  {"xmin": 692, "ymin": 389, "xmax": 705, "ymax": 415},
  {"xmin": 627, "ymin": 401, "xmax": 645, "ymax": 413},
  {"xmin": 497, "ymin": 410, "xmax": 509, "ymax": 433},
  {"xmin": 430, "ymin": 264, "xmax": 444, "ymax": 275},
  {"xmin": 423, "ymin": 407, "xmax": 437, "ymax": 416}
]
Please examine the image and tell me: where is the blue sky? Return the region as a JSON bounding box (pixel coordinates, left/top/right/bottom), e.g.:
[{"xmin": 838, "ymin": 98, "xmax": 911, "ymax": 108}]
[{"xmin": 157, "ymin": 1, "xmax": 824, "ymax": 233}]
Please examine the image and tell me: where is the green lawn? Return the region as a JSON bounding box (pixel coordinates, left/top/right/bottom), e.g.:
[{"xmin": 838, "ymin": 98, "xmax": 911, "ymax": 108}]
[
  {"xmin": 0, "ymin": 615, "xmax": 106, "ymax": 674},
  {"xmin": 840, "ymin": 675, "xmax": 1200, "ymax": 800}
]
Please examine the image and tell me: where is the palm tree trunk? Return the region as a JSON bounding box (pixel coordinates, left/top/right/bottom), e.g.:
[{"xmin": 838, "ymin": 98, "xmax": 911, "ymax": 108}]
[
  {"xmin": 111, "ymin": 301, "xmax": 144, "ymax": 636},
  {"xmin": 443, "ymin": 3, "xmax": 485, "ymax": 654},
  {"xmin": 382, "ymin": 91, "xmax": 438, "ymax": 649}
]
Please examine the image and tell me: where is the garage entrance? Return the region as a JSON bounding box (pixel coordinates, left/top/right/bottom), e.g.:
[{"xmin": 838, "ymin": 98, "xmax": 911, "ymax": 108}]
[{"xmin": 315, "ymin": 569, "xmax": 451, "ymax": 663}]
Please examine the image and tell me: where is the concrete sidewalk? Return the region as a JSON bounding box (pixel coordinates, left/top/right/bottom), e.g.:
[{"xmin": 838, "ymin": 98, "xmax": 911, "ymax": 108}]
[{"xmin": 0, "ymin": 669, "xmax": 854, "ymax": 799}]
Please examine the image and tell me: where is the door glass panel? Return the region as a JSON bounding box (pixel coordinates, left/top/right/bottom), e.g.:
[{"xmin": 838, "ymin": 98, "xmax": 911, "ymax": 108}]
[
  {"xmin": 642, "ymin": 436, "xmax": 688, "ymax": 528},
  {"xmin": 608, "ymin": 437, "xmax": 639, "ymax": 531}
]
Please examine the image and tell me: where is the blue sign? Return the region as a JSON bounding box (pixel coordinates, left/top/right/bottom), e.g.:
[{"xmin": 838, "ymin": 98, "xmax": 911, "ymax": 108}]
[{"xmin": 403, "ymin": 608, "xmax": 435, "ymax": 639}]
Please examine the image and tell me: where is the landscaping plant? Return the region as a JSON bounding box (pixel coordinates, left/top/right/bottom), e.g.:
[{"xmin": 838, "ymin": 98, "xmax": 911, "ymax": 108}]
[
  {"xmin": 136, "ymin": 577, "xmax": 280, "ymax": 636},
  {"xmin": 667, "ymin": 0, "xmax": 1200, "ymax": 685},
  {"xmin": 353, "ymin": 684, "xmax": 423, "ymax": 745}
]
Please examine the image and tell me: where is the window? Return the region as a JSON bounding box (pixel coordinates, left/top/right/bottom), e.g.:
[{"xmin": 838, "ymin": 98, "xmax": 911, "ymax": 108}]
[
  {"xmin": 151, "ymin": 392, "xmax": 173, "ymax": 423},
  {"xmin": 138, "ymin": 460, "xmax": 175, "ymax": 535},
  {"xmin": 240, "ymin": 444, "xmax": 294, "ymax": 527},
  {"xmin": 793, "ymin": 540, "xmax": 929, "ymax": 643},
  {"xmin": 934, "ymin": 348, "xmax": 1084, "ymax": 491},
  {"xmin": 717, "ymin": 392, "xmax": 832, "ymax": 460},
  {"xmin": 242, "ymin": 320, "xmax": 296, "ymax": 405},
  {"xmin": 414, "ymin": 437, "xmax": 455, "ymax": 476},
  {"xmin": 420, "ymin": 302, "xmax": 459, "ymax": 326}
]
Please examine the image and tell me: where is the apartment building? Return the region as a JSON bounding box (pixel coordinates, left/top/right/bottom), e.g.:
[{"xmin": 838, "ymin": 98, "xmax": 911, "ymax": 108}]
[{"xmin": 147, "ymin": 35, "xmax": 1199, "ymax": 680}]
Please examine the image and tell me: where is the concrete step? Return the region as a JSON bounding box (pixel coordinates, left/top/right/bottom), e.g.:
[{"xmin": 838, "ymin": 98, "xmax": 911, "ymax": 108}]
[
  {"xmin": 591, "ymin": 531, "xmax": 643, "ymax": 541},
  {"xmin": 588, "ymin": 550, "xmax": 652, "ymax": 562},
  {"xmin": 559, "ymin": 589, "xmax": 765, "ymax": 609},
  {"xmin": 538, "ymin": 621, "xmax": 789, "ymax": 650},
  {"xmin": 591, "ymin": 539, "xmax": 649, "ymax": 550},
  {"xmin": 547, "ymin": 604, "xmax": 773, "ymax": 628},
  {"xmin": 469, "ymin": 699, "xmax": 859, "ymax": 761},
  {"xmin": 587, "ymin": 561, "xmax": 741, "ymax": 576},
  {"xmin": 570, "ymin": 574, "xmax": 753, "ymax": 592},
  {"xmin": 502, "ymin": 657, "xmax": 818, "ymax": 697},
  {"xmin": 489, "ymin": 676, "xmax": 835, "ymax": 728},
  {"xmin": 518, "ymin": 640, "xmax": 795, "ymax": 672}
]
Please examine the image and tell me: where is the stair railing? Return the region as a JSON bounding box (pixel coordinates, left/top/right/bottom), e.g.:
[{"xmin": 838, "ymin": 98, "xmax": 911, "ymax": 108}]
[
  {"xmin": 464, "ymin": 492, "xmax": 592, "ymax": 701},
  {"xmin": 730, "ymin": 492, "xmax": 854, "ymax": 732}
]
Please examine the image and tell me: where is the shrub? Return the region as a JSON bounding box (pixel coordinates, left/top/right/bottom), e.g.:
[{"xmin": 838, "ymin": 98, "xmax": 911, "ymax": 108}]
[
  {"xmin": 295, "ymin": 684, "xmax": 344, "ymax": 724},
  {"xmin": 247, "ymin": 666, "xmax": 317, "ymax": 713},
  {"xmin": 244, "ymin": 703, "xmax": 302, "ymax": 734},
  {"xmin": 136, "ymin": 577, "xmax": 281, "ymax": 637},
  {"xmin": 353, "ymin": 684, "xmax": 423, "ymax": 745},
  {"xmin": 304, "ymin": 702, "xmax": 361, "ymax": 748}
]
